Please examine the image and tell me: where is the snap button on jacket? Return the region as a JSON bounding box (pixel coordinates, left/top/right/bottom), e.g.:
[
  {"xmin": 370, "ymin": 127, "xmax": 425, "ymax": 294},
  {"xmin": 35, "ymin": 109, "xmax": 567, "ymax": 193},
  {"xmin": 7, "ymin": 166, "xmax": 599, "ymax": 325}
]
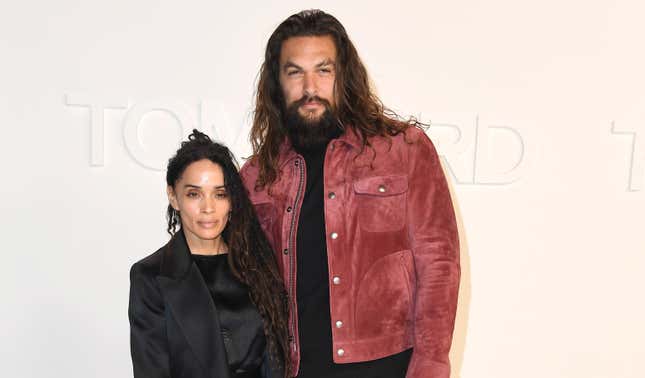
[{"xmin": 240, "ymin": 127, "xmax": 460, "ymax": 378}]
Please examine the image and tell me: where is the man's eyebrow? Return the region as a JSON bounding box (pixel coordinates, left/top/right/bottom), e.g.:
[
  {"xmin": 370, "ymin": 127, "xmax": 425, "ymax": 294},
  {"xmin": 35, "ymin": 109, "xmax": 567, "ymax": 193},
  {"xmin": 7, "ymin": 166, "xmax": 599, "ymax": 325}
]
[
  {"xmin": 282, "ymin": 59, "xmax": 335, "ymax": 71},
  {"xmin": 283, "ymin": 61, "xmax": 302, "ymax": 71},
  {"xmin": 316, "ymin": 59, "xmax": 335, "ymax": 67}
]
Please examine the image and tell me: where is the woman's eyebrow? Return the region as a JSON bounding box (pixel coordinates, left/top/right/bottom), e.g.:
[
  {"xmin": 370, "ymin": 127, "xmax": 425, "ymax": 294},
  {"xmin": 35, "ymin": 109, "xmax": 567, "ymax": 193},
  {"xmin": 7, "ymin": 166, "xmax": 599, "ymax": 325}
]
[{"xmin": 182, "ymin": 184, "xmax": 226, "ymax": 189}]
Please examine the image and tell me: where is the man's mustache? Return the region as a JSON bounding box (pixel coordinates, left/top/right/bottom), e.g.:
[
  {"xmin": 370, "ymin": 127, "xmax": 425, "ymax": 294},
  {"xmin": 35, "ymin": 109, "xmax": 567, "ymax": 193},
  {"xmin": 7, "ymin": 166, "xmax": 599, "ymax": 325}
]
[{"xmin": 292, "ymin": 95, "xmax": 333, "ymax": 109}]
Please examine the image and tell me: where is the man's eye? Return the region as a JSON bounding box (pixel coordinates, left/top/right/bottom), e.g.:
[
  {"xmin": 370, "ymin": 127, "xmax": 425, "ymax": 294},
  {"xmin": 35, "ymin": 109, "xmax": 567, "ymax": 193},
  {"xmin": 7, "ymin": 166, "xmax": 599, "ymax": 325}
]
[{"xmin": 287, "ymin": 70, "xmax": 301, "ymax": 76}]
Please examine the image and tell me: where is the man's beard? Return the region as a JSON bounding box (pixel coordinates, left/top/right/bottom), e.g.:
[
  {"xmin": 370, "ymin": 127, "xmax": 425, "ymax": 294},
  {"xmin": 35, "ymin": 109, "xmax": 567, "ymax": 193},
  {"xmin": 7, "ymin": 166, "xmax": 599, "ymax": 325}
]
[{"xmin": 284, "ymin": 95, "xmax": 341, "ymax": 151}]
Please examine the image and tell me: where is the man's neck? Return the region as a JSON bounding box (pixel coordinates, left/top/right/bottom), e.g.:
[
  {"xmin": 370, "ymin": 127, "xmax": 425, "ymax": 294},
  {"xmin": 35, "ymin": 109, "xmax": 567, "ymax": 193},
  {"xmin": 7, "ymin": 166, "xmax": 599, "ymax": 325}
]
[{"xmin": 291, "ymin": 126, "xmax": 343, "ymax": 155}]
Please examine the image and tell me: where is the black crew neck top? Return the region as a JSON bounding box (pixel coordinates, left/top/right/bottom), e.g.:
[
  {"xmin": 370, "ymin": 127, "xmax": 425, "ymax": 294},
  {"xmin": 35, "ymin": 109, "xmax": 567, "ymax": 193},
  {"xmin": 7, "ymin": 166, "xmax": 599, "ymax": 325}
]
[
  {"xmin": 294, "ymin": 144, "xmax": 412, "ymax": 378},
  {"xmin": 192, "ymin": 253, "xmax": 265, "ymax": 378}
]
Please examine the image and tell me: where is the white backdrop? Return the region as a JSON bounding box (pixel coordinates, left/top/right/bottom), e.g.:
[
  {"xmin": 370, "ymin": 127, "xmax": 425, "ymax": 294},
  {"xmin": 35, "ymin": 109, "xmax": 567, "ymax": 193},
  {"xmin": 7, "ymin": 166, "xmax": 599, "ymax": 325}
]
[{"xmin": 1, "ymin": 1, "xmax": 644, "ymax": 377}]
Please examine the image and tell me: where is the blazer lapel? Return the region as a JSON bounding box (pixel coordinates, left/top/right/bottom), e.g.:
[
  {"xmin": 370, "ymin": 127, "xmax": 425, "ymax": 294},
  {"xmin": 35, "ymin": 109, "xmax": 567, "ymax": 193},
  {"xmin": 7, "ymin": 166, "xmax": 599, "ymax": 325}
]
[{"xmin": 156, "ymin": 230, "xmax": 231, "ymax": 378}]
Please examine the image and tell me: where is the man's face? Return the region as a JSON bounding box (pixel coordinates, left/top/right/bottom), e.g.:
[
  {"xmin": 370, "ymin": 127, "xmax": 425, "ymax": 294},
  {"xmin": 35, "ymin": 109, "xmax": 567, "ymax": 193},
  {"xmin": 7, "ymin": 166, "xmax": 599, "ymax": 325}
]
[{"xmin": 279, "ymin": 35, "xmax": 337, "ymax": 122}]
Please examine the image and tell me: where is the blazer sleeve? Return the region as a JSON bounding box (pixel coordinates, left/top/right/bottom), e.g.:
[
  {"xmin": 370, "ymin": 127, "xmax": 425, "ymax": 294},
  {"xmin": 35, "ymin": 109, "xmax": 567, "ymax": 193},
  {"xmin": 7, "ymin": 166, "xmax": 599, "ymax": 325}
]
[
  {"xmin": 128, "ymin": 263, "xmax": 171, "ymax": 378},
  {"xmin": 405, "ymin": 131, "xmax": 461, "ymax": 378}
]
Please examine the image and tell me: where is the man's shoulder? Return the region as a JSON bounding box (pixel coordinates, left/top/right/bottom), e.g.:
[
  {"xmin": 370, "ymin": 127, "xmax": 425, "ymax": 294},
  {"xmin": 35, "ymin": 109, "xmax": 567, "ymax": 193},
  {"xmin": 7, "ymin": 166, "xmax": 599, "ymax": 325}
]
[
  {"xmin": 239, "ymin": 156, "xmax": 273, "ymax": 202},
  {"xmin": 367, "ymin": 125, "xmax": 434, "ymax": 154},
  {"xmin": 239, "ymin": 156, "xmax": 260, "ymax": 184},
  {"xmin": 397, "ymin": 125, "xmax": 430, "ymax": 145},
  {"xmin": 239, "ymin": 156, "xmax": 259, "ymax": 173}
]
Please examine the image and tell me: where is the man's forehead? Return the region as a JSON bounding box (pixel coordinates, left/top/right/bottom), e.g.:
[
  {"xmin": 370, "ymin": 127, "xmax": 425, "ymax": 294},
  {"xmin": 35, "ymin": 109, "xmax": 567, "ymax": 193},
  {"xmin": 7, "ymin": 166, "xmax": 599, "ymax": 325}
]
[{"xmin": 279, "ymin": 35, "xmax": 337, "ymax": 66}]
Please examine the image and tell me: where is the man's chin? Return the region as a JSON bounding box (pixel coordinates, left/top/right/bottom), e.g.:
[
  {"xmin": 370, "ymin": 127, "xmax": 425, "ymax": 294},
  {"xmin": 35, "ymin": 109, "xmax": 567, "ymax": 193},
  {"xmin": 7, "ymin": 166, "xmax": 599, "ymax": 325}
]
[{"xmin": 298, "ymin": 109, "xmax": 325, "ymax": 124}]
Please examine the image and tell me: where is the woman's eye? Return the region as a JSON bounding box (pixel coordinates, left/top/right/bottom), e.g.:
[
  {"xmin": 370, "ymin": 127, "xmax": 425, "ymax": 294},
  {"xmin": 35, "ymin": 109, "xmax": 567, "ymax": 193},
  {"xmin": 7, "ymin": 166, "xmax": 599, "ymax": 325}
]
[
  {"xmin": 186, "ymin": 192, "xmax": 199, "ymax": 198},
  {"xmin": 216, "ymin": 192, "xmax": 228, "ymax": 199}
]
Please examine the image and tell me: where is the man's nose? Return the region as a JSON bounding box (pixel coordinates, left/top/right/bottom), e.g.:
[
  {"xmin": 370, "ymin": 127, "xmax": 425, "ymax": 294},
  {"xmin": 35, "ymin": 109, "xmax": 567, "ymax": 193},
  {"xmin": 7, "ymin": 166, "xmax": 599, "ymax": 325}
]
[{"xmin": 303, "ymin": 72, "xmax": 316, "ymax": 97}]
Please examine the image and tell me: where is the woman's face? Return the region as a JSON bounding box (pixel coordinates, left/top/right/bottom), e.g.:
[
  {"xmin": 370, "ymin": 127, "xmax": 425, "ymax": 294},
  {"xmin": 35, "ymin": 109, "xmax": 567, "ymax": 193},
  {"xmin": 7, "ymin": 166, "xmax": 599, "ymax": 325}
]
[{"xmin": 167, "ymin": 159, "xmax": 231, "ymax": 253}]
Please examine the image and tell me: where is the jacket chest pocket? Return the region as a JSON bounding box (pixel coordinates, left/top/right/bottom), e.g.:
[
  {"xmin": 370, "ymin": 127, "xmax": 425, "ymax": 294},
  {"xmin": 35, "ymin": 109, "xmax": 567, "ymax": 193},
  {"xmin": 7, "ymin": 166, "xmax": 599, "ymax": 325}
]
[{"xmin": 353, "ymin": 174, "xmax": 408, "ymax": 233}]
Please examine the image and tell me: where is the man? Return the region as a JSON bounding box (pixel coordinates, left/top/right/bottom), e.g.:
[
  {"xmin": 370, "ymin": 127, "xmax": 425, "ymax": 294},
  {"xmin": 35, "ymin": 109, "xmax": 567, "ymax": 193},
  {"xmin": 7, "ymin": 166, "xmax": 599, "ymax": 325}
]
[{"xmin": 240, "ymin": 9, "xmax": 460, "ymax": 378}]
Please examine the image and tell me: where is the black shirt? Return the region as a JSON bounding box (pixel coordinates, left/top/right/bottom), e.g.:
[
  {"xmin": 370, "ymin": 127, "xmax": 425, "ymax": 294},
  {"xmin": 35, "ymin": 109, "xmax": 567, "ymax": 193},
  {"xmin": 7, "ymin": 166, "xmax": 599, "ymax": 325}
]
[
  {"xmin": 294, "ymin": 144, "xmax": 412, "ymax": 378},
  {"xmin": 193, "ymin": 253, "xmax": 265, "ymax": 378}
]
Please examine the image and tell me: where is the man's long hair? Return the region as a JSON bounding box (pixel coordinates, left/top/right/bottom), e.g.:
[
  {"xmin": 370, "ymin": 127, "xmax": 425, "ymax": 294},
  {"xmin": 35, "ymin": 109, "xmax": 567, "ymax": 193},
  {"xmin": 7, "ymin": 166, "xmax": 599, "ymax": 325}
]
[{"xmin": 251, "ymin": 9, "xmax": 421, "ymax": 189}]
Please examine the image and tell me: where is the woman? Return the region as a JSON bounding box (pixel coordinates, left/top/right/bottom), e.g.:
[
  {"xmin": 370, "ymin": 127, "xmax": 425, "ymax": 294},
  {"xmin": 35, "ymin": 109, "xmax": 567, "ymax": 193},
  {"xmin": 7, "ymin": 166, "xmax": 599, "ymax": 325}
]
[{"xmin": 128, "ymin": 130, "xmax": 289, "ymax": 378}]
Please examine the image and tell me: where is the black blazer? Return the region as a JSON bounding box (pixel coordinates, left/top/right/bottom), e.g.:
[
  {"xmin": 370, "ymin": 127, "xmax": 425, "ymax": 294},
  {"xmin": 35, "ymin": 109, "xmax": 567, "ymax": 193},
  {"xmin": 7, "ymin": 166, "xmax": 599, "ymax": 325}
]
[{"xmin": 128, "ymin": 231, "xmax": 276, "ymax": 378}]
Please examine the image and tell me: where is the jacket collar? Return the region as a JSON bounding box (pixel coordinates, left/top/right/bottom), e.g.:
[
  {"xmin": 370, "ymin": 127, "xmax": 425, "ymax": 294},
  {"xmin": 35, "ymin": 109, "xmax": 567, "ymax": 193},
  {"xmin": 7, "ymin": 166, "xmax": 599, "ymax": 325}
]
[
  {"xmin": 159, "ymin": 228, "xmax": 193, "ymax": 280},
  {"xmin": 156, "ymin": 229, "xmax": 231, "ymax": 378},
  {"xmin": 336, "ymin": 125, "xmax": 363, "ymax": 149},
  {"xmin": 276, "ymin": 126, "xmax": 364, "ymax": 168}
]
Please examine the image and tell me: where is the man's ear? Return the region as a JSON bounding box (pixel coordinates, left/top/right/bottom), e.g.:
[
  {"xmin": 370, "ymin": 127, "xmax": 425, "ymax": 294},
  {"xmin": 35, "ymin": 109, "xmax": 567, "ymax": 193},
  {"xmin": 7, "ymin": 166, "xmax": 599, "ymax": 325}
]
[{"xmin": 167, "ymin": 186, "xmax": 179, "ymax": 211}]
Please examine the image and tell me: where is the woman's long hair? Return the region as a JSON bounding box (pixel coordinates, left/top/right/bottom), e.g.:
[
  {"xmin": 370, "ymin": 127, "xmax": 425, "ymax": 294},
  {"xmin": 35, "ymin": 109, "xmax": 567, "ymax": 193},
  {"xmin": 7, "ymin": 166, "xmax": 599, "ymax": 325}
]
[
  {"xmin": 251, "ymin": 9, "xmax": 423, "ymax": 189},
  {"xmin": 166, "ymin": 130, "xmax": 290, "ymax": 376}
]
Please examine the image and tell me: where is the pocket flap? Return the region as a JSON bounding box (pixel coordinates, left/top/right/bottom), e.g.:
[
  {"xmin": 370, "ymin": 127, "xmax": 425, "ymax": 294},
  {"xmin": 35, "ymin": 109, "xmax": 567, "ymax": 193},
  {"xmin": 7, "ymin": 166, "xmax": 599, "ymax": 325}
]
[{"xmin": 353, "ymin": 175, "xmax": 408, "ymax": 196}]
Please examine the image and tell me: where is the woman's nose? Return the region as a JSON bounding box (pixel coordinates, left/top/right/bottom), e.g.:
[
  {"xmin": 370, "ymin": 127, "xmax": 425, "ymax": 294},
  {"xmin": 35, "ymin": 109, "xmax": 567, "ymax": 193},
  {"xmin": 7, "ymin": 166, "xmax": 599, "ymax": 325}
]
[{"xmin": 202, "ymin": 197, "xmax": 215, "ymax": 213}]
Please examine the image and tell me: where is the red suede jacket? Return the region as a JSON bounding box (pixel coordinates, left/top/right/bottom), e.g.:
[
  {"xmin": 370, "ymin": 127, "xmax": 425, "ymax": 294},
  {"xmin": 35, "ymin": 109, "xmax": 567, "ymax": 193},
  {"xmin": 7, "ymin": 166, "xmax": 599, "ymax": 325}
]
[{"xmin": 240, "ymin": 126, "xmax": 460, "ymax": 378}]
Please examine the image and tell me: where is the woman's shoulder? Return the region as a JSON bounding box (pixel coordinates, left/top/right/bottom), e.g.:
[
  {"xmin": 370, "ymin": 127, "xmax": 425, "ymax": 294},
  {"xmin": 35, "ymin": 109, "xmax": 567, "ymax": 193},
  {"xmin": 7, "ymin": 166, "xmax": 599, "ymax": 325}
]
[
  {"xmin": 130, "ymin": 244, "xmax": 167, "ymax": 279},
  {"xmin": 128, "ymin": 246, "xmax": 170, "ymax": 319}
]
